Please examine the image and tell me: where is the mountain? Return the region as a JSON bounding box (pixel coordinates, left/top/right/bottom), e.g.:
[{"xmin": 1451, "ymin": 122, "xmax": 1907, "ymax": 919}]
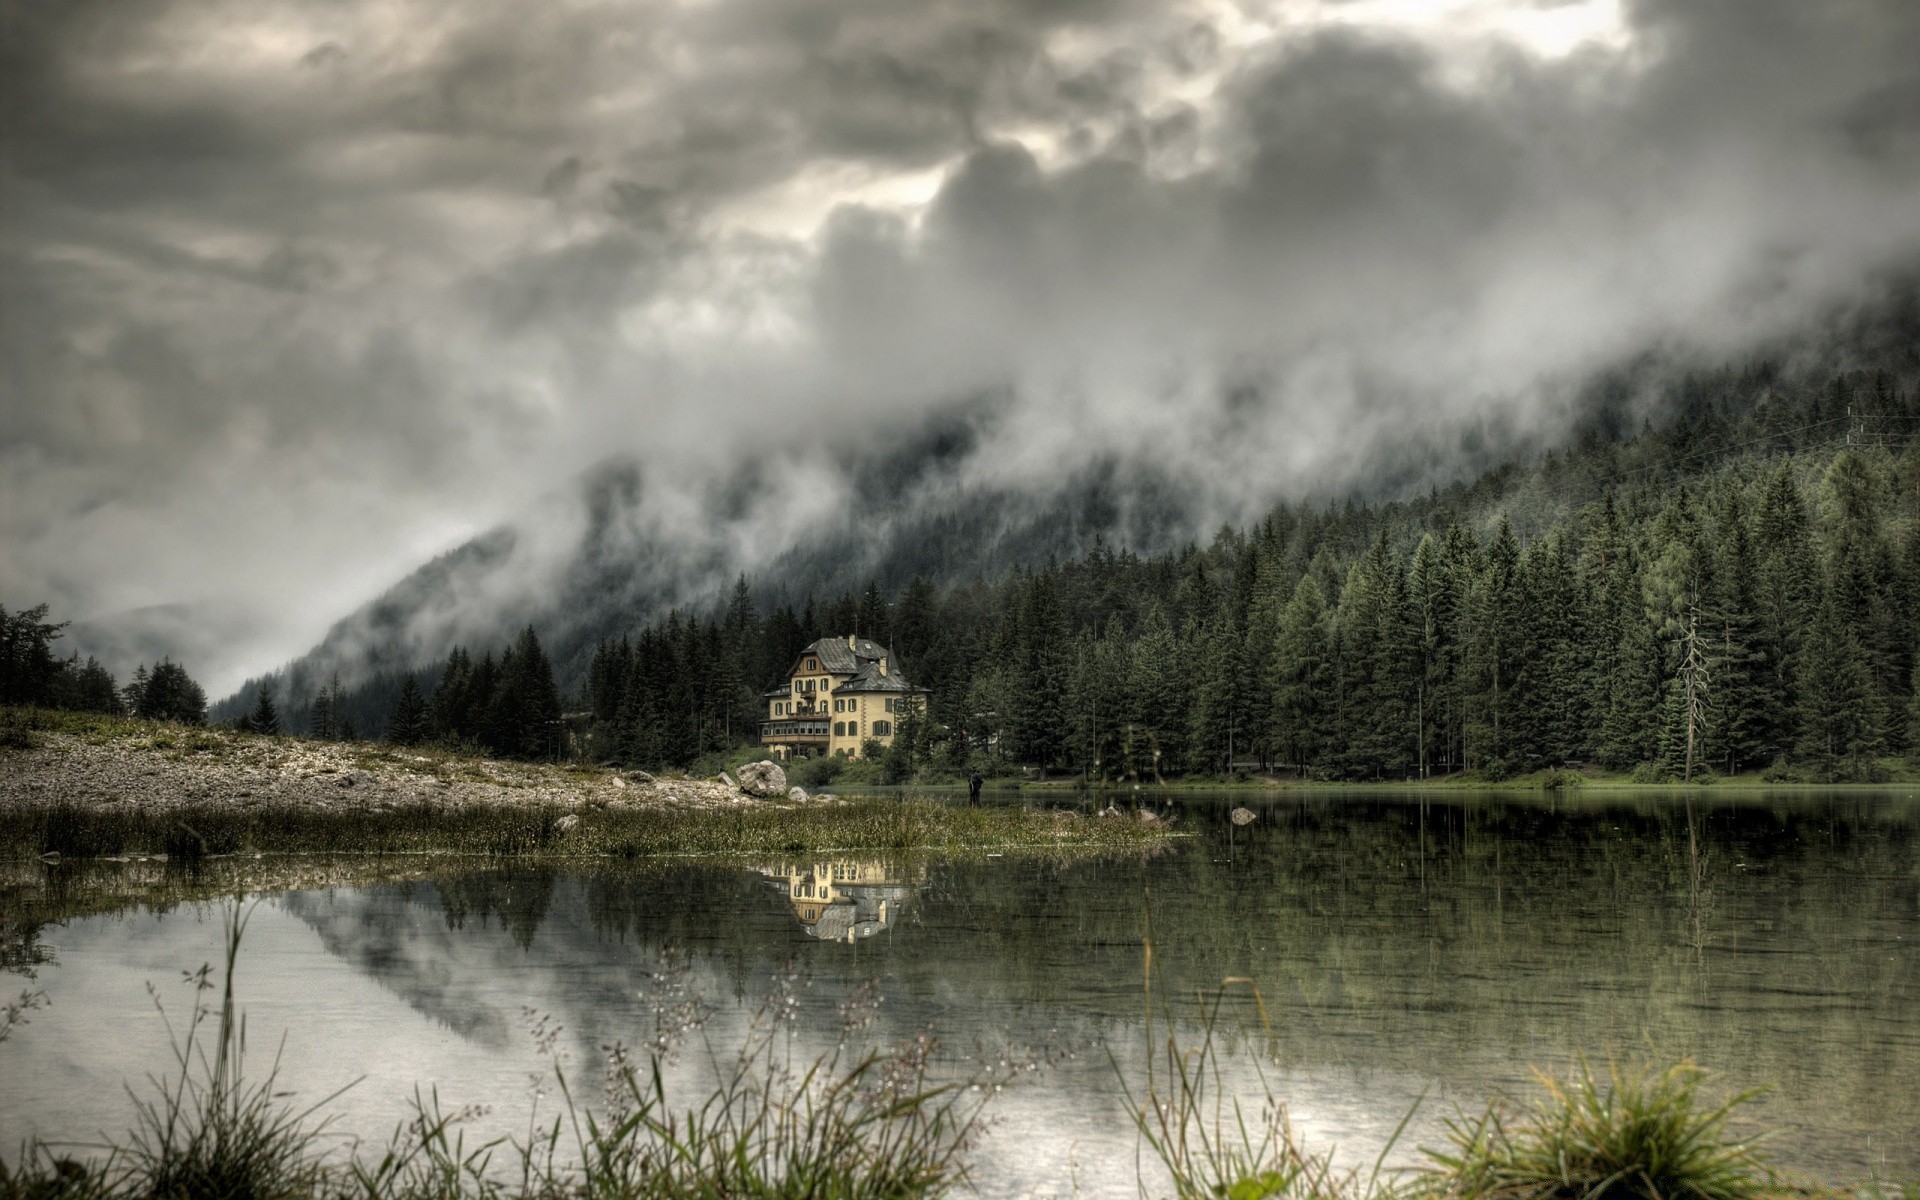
[{"xmin": 213, "ymin": 279, "xmax": 1920, "ymax": 736}]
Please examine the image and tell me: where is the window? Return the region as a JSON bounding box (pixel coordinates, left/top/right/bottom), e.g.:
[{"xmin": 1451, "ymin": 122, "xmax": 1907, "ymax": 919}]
[
  {"xmin": 806, "ymin": 658, "xmax": 817, "ymax": 671},
  {"xmin": 833, "ymin": 698, "xmax": 843, "ymax": 712},
  {"xmin": 884, "ymin": 699, "xmax": 894, "ymax": 713},
  {"xmin": 874, "ymin": 721, "xmax": 892, "ymax": 737},
  {"xmin": 834, "ymin": 721, "xmax": 846, "ymax": 736}
]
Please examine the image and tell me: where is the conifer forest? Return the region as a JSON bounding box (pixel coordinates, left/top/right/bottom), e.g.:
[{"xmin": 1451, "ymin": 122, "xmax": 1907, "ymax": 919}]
[
  {"xmin": 9, "ymin": 364, "xmax": 1920, "ymax": 785},
  {"xmin": 581, "ymin": 368, "xmax": 1920, "ymax": 784}
]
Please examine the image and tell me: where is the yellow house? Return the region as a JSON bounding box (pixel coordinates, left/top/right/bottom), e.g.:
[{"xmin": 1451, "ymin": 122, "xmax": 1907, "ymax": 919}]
[{"xmin": 760, "ymin": 635, "xmax": 929, "ymax": 759}]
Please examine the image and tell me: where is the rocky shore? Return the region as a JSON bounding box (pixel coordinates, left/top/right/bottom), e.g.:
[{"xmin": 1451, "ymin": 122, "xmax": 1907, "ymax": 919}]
[{"xmin": 0, "ymin": 720, "xmax": 817, "ymax": 818}]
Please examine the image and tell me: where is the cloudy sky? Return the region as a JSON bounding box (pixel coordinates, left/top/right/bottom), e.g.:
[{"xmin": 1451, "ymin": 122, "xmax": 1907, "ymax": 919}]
[{"xmin": 4, "ymin": 0, "xmax": 1920, "ymax": 693}]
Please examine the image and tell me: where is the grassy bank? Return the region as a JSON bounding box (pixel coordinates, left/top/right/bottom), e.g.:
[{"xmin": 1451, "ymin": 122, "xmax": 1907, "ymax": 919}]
[
  {"xmin": 0, "ymin": 796, "xmax": 1171, "ymax": 862},
  {"xmin": 1003, "ymin": 761, "xmax": 1920, "ymax": 793}
]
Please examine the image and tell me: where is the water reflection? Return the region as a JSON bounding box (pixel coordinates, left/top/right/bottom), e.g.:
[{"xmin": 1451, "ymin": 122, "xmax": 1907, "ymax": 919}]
[
  {"xmin": 5, "ymin": 791, "xmax": 1920, "ymax": 1191},
  {"xmin": 755, "ymin": 859, "xmax": 922, "ymax": 942}
]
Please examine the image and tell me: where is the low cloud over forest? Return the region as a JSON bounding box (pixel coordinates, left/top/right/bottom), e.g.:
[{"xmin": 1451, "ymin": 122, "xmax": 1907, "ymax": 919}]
[{"xmin": 5, "ymin": 0, "xmax": 1920, "ymax": 692}]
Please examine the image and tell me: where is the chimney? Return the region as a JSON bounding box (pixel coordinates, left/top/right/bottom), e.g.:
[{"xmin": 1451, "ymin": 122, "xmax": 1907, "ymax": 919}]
[
  {"xmin": 848, "ymin": 634, "xmax": 857, "ymax": 652},
  {"xmin": 879, "ymin": 657, "xmax": 888, "ymax": 676}
]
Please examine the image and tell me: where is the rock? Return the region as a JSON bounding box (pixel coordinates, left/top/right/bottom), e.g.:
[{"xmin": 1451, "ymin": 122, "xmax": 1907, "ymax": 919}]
[
  {"xmin": 554, "ymin": 813, "xmax": 580, "ymax": 834},
  {"xmin": 815, "ymin": 793, "xmax": 838, "ymax": 804},
  {"xmin": 626, "ymin": 770, "xmax": 655, "ymax": 784},
  {"xmin": 735, "ymin": 760, "xmax": 787, "ymax": 798},
  {"xmin": 788, "ymin": 786, "xmax": 810, "ymax": 803},
  {"xmin": 719, "ymin": 771, "xmax": 737, "ymax": 788},
  {"xmin": 1097, "ymin": 806, "xmax": 1122, "ymax": 819},
  {"xmin": 1230, "ymin": 807, "xmax": 1256, "ymax": 826},
  {"xmin": 610, "ymin": 775, "xmax": 627, "ymax": 788}
]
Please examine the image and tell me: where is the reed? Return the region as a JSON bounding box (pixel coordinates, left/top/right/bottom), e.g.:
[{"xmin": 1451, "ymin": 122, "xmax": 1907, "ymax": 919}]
[
  {"xmin": 2, "ymin": 906, "xmax": 996, "ymax": 1200},
  {"xmin": 5, "ymin": 798, "xmax": 1168, "ymax": 863}
]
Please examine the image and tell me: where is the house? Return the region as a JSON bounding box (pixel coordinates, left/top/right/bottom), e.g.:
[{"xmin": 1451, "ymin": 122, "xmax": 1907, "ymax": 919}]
[{"xmin": 760, "ymin": 635, "xmax": 929, "ymax": 759}]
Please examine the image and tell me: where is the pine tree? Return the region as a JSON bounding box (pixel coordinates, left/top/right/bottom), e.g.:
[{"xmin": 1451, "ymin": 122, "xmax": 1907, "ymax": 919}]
[
  {"xmin": 249, "ymin": 682, "xmax": 282, "ymax": 736},
  {"xmin": 1271, "ymin": 575, "xmax": 1331, "ymax": 776},
  {"xmin": 123, "ymin": 664, "xmax": 150, "ymax": 717},
  {"xmin": 1127, "ymin": 604, "xmax": 1187, "ymax": 777},
  {"xmin": 1796, "ymin": 585, "xmax": 1884, "ymax": 780},
  {"xmin": 387, "ymin": 676, "xmax": 429, "ymax": 745},
  {"xmin": 308, "ymin": 674, "xmax": 340, "ymax": 740},
  {"xmin": 137, "ymin": 660, "xmax": 207, "ymax": 725},
  {"xmin": 1463, "ymin": 517, "xmax": 1523, "ymax": 773}
]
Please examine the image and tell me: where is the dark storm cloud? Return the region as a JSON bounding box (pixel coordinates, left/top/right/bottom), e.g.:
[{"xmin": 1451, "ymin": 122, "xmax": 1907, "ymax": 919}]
[{"xmin": 3, "ymin": 0, "xmax": 1919, "ymax": 691}]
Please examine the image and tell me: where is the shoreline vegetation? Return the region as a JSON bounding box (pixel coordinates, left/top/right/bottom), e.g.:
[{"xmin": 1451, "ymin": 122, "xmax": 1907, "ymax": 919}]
[
  {"xmin": 0, "ymin": 707, "xmax": 1175, "ymax": 863},
  {"xmin": 1, "ymin": 906, "xmax": 1888, "ymax": 1200}
]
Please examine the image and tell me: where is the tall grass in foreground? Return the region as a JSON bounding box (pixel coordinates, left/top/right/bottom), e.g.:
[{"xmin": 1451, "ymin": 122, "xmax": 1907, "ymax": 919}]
[
  {"xmin": 0, "ymin": 901, "xmax": 1875, "ymax": 1200},
  {"xmin": 1116, "ymin": 874, "xmax": 1788, "ymax": 1200},
  {"xmin": 1, "ymin": 905, "xmax": 992, "ymax": 1200},
  {"xmin": 1417, "ymin": 1060, "xmax": 1772, "ymax": 1200}
]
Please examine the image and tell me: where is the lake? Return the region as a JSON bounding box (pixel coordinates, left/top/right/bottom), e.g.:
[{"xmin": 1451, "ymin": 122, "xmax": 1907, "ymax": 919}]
[{"xmin": 3, "ymin": 790, "xmax": 1918, "ymax": 1196}]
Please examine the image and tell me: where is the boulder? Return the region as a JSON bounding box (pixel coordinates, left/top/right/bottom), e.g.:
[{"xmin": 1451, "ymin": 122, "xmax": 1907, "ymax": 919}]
[
  {"xmin": 735, "ymin": 760, "xmax": 788, "ymax": 797},
  {"xmin": 554, "ymin": 813, "xmax": 580, "ymax": 834},
  {"xmin": 718, "ymin": 771, "xmax": 736, "ymax": 788},
  {"xmin": 788, "ymin": 786, "xmax": 810, "ymax": 803}
]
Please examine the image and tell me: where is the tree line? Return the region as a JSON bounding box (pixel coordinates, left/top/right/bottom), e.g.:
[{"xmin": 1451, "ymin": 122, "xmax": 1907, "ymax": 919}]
[
  {"xmin": 583, "ymin": 368, "xmax": 1920, "ymax": 783},
  {"xmin": 0, "ymin": 604, "xmax": 208, "ymax": 725}
]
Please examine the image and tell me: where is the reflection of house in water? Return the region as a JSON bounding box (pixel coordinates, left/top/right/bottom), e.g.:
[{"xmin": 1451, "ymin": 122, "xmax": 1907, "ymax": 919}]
[{"xmin": 755, "ymin": 860, "xmax": 924, "ymax": 943}]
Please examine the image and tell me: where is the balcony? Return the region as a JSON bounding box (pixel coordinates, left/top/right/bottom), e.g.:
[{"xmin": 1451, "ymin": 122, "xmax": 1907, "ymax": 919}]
[{"xmin": 761, "ymin": 719, "xmax": 829, "ymax": 744}]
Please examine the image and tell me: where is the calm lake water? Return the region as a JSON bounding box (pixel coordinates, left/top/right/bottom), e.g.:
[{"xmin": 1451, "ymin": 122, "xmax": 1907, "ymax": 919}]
[{"xmin": 4, "ymin": 791, "xmax": 1919, "ymax": 1195}]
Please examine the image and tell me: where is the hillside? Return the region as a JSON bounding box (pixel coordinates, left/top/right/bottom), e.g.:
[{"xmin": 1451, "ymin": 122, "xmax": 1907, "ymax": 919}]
[{"xmin": 214, "ymin": 284, "xmax": 1920, "ymax": 769}]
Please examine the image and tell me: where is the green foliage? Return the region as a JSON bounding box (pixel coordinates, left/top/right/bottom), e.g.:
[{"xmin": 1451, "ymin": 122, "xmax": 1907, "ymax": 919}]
[
  {"xmin": 127, "ymin": 660, "xmax": 207, "ymax": 726},
  {"xmin": 1418, "ymin": 1060, "xmax": 1771, "ymax": 1200},
  {"xmin": 247, "ymin": 682, "xmax": 281, "ymax": 737},
  {"xmin": 789, "ymin": 753, "xmax": 847, "ymax": 789},
  {"xmin": 1, "ymin": 793, "xmax": 1173, "ymax": 862}
]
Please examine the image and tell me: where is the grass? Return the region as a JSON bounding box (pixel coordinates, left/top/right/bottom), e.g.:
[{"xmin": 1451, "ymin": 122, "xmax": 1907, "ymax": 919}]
[
  {"xmin": 0, "ymin": 899, "xmax": 1892, "ymax": 1200},
  {"xmin": 1, "ymin": 905, "xmax": 999, "ymax": 1200},
  {"xmin": 2, "ymin": 796, "xmax": 1171, "ymax": 863},
  {"xmin": 1415, "ymin": 1060, "xmax": 1773, "ymax": 1200}
]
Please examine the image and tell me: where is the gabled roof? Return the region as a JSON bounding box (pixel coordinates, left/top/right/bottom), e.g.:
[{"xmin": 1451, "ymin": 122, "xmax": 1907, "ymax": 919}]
[
  {"xmin": 835, "ymin": 661, "xmax": 927, "ymax": 694},
  {"xmin": 763, "ymin": 683, "xmax": 792, "ymax": 697},
  {"xmin": 793, "ymin": 636, "xmax": 894, "ymax": 676}
]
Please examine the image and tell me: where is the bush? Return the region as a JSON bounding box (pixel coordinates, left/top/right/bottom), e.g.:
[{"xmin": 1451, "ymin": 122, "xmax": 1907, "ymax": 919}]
[
  {"xmin": 789, "ymin": 754, "xmax": 846, "ymax": 789},
  {"xmin": 1628, "ymin": 762, "xmax": 1674, "ymax": 784},
  {"xmin": 0, "ymin": 709, "xmax": 39, "ymax": 753},
  {"xmin": 1421, "ymin": 1060, "xmax": 1771, "ymax": 1200},
  {"xmin": 1760, "ymin": 758, "xmax": 1806, "ymax": 784}
]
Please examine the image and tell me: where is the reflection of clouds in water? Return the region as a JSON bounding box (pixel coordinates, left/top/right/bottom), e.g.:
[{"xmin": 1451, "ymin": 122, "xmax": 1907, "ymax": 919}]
[{"xmin": 8, "ymin": 804, "xmax": 1920, "ymax": 1190}]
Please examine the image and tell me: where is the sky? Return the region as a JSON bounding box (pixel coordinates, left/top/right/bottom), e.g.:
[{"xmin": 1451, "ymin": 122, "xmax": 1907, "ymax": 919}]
[{"xmin": 4, "ymin": 0, "xmax": 1920, "ymax": 694}]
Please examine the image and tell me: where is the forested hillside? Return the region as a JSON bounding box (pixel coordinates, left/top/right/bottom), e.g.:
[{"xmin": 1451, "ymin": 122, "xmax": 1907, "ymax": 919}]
[{"xmin": 581, "ymin": 365, "xmax": 1920, "ymax": 783}]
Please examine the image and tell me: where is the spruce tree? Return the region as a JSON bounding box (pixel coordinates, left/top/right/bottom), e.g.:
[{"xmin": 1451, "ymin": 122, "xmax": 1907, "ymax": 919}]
[
  {"xmin": 1796, "ymin": 586, "xmax": 1884, "ymax": 780},
  {"xmin": 387, "ymin": 676, "xmax": 429, "ymax": 746},
  {"xmin": 1271, "ymin": 576, "xmax": 1331, "ymax": 776},
  {"xmin": 249, "ymin": 682, "xmax": 282, "ymax": 736}
]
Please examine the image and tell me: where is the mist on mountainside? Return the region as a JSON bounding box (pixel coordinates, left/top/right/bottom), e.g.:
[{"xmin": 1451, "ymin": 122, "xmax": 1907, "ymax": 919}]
[
  {"xmin": 9, "ymin": 0, "xmax": 1920, "ymax": 699},
  {"xmin": 211, "ymin": 278, "xmax": 1920, "ymax": 730}
]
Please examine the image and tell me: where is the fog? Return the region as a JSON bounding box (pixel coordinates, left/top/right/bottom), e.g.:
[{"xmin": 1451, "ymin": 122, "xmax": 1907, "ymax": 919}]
[{"xmin": 4, "ymin": 0, "xmax": 1919, "ymax": 692}]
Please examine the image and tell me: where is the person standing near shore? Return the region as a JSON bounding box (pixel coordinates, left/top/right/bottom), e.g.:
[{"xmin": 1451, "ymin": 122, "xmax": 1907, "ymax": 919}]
[{"xmin": 968, "ymin": 772, "xmax": 983, "ymax": 805}]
